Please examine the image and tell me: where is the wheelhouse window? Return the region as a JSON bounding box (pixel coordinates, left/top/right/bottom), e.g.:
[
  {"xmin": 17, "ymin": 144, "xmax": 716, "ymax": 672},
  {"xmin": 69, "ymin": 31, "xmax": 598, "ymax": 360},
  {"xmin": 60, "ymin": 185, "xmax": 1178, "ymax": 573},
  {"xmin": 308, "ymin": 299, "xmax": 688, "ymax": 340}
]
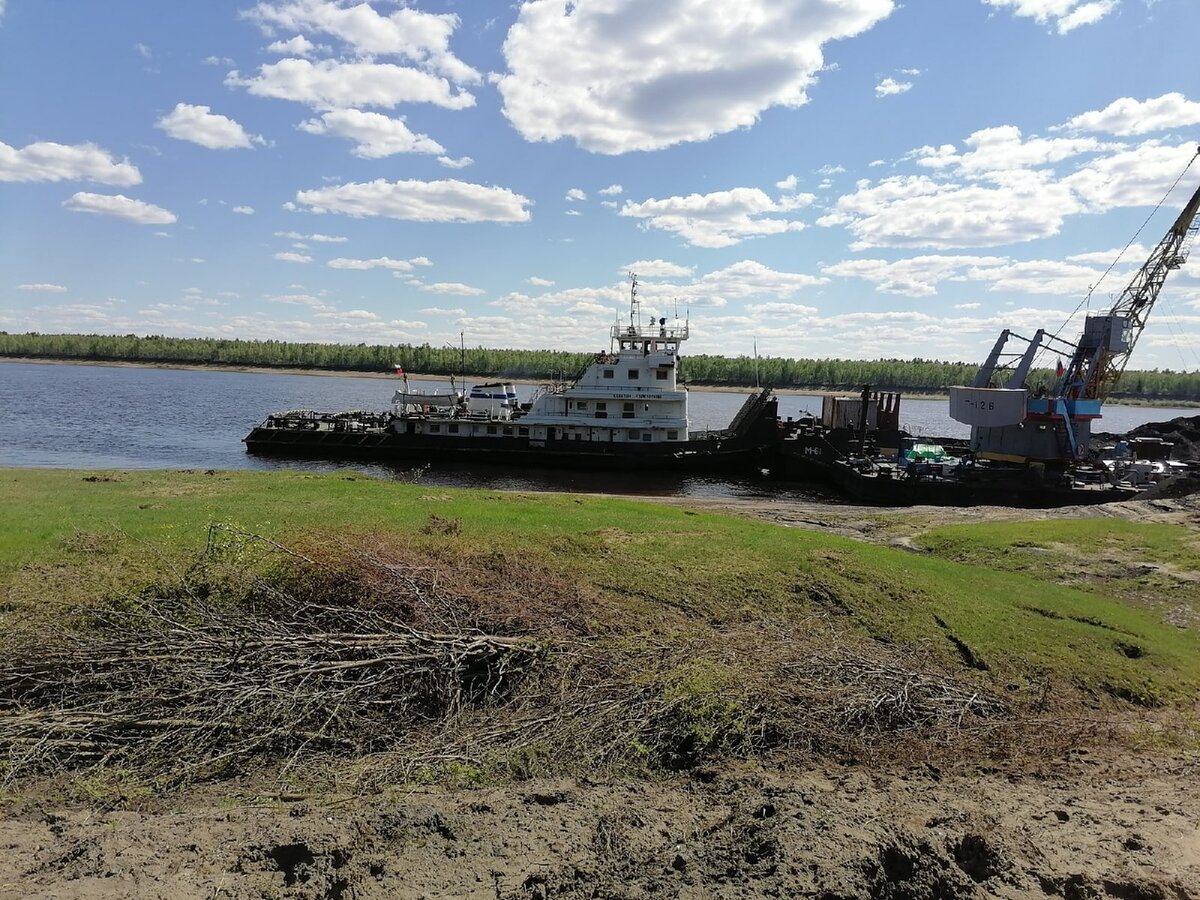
[
  {"xmin": 656, "ymin": 368, "xmax": 669, "ymax": 380},
  {"xmin": 429, "ymin": 424, "xmax": 440, "ymax": 433},
  {"xmin": 627, "ymin": 429, "xmax": 640, "ymax": 440},
  {"xmin": 503, "ymin": 426, "xmax": 513, "ymax": 436},
  {"xmin": 518, "ymin": 426, "xmax": 529, "ymax": 436},
  {"xmin": 628, "ymin": 369, "xmax": 639, "ymax": 379},
  {"xmin": 486, "ymin": 425, "xmax": 497, "ymax": 435},
  {"xmin": 667, "ymin": 430, "xmax": 679, "ymax": 440},
  {"xmin": 603, "ymin": 369, "xmax": 614, "ymax": 379},
  {"xmin": 448, "ymin": 424, "xmax": 459, "ymax": 434},
  {"xmin": 575, "ymin": 400, "xmax": 588, "ymax": 410}
]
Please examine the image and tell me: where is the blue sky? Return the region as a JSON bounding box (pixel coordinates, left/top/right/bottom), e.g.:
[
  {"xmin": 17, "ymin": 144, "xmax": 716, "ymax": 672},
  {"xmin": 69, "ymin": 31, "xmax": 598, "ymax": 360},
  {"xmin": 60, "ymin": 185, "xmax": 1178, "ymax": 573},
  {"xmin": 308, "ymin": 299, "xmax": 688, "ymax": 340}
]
[{"xmin": 3, "ymin": 0, "xmax": 1200, "ymax": 368}]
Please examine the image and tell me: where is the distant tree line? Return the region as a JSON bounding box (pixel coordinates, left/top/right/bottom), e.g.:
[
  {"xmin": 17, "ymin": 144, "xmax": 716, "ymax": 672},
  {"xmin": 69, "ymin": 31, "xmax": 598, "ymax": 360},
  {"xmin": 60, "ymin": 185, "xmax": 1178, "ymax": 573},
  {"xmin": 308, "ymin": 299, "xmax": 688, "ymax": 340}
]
[{"xmin": 2, "ymin": 331, "xmax": 1199, "ymax": 402}]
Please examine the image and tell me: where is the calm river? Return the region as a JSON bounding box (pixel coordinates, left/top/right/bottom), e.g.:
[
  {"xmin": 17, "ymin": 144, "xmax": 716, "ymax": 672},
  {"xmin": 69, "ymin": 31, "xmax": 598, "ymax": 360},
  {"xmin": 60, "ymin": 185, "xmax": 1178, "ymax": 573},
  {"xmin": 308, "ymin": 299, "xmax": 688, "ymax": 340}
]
[{"xmin": 0, "ymin": 361, "xmax": 1193, "ymax": 498}]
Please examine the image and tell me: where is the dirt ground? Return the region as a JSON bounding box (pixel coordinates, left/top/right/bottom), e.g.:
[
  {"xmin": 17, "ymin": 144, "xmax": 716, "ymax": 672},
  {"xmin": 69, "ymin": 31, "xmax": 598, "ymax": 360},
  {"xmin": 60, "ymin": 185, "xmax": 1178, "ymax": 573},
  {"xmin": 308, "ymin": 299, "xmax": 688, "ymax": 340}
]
[
  {"xmin": 4, "ymin": 494, "xmax": 1199, "ymax": 899},
  {"xmin": 1, "ymin": 751, "xmax": 1196, "ymax": 900}
]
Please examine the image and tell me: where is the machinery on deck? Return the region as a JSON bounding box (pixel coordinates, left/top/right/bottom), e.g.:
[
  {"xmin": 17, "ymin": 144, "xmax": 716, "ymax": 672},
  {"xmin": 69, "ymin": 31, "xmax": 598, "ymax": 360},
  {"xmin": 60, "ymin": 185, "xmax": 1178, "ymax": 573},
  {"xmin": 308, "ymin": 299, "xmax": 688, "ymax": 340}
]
[{"xmin": 950, "ymin": 151, "xmax": 1200, "ymax": 467}]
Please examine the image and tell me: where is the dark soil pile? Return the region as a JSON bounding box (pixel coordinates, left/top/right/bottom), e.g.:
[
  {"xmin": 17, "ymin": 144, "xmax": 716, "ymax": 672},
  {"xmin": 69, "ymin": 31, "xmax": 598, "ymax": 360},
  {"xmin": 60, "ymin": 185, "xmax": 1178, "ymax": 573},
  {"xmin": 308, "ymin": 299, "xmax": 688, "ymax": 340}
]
[{"xmin": 1094, "ymin": 414, "xmax": 1200, "ymax": 459}]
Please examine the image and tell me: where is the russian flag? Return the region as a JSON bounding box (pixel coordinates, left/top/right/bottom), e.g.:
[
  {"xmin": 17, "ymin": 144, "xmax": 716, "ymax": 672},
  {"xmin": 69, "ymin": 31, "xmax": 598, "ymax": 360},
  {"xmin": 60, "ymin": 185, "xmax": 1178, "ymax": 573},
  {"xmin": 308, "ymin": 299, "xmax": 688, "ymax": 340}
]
[
  {"xmin": 394, "ymin": 364, "xmax": 404, "ymax": 375},
  {"xmin": 1055, "ymin": 358, "xmax": 1065, "ymax": 377}
]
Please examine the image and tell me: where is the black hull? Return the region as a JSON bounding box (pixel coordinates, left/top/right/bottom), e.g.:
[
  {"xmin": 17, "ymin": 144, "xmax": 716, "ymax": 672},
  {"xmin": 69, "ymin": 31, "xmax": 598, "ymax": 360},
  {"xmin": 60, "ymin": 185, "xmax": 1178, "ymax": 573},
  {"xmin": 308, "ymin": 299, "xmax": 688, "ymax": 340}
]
[
  {"xmin": 774, "ymin": 442, "xmax": 1139, "ymax": 508},
  {"xmin": 244, "ymin": 427, "xmax": 772, "ymax": 473}
]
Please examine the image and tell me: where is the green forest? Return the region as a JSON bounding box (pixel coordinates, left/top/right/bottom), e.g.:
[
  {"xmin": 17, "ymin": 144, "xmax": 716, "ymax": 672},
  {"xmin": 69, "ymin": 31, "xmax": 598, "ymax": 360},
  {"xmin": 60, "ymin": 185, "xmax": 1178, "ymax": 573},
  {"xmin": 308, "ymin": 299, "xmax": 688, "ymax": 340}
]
[{"xmin": 2, "ymin": 331, "xmax": 1199, "ymax": 401}]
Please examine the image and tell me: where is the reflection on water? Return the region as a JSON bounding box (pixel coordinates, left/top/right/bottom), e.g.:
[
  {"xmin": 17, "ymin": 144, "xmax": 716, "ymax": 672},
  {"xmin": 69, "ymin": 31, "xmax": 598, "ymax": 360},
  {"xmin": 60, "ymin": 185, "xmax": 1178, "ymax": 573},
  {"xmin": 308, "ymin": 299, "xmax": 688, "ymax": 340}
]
[{"xmin": 0, "ymin": 360, "xmax": 1192, "ymax": 501}]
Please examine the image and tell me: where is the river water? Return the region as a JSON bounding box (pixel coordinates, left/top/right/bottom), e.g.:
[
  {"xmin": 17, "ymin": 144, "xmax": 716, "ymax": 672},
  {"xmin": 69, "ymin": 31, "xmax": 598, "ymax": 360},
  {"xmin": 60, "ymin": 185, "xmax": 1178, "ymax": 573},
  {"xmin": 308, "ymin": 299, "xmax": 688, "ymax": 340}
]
[{"xmin": 1, "ymin": 361, "xmax": 1193, "ymax": 498}]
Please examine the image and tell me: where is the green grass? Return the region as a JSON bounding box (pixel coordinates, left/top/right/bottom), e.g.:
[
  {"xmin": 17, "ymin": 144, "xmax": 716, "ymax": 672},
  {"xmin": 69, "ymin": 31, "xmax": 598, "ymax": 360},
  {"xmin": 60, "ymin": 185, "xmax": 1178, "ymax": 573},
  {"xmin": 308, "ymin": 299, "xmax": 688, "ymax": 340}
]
[{"xmin": 3, "ymin": 468, "xmax": 1200, "ymax": 706}]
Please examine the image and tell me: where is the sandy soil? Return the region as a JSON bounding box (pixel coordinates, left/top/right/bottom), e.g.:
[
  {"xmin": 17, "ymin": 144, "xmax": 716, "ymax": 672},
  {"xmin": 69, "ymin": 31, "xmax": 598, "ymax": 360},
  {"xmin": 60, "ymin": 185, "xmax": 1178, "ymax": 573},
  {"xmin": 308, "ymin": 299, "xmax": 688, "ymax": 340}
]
[{"xmin": 1, "ymin": 752, "xmax": 1195, "ymax": 900}]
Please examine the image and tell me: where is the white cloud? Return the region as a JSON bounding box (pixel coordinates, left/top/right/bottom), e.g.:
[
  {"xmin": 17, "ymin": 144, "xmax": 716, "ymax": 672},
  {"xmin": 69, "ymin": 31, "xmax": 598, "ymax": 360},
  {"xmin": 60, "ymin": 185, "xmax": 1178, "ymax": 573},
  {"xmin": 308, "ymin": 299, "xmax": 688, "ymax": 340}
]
[
  {"xmin": 909, "ymin": 125, "xmax": 1111, "ymax": 175},
  {"xmin": 156, "ymin": 103, "xmax": 263, "ymax": 150},
  {"xmin": 620, "ymin": 259, "xmax": 694, "ymax": 278},
  {"xmin": 598, "ymin": 184, "xmax": 624, "ymax": 196},
  {"xmin": 565, "ymin": 209, "xmax": 582, "ymax": 217},
  {"xmin": 419, "ymin": 306, "xmax": 467, "ymax": 316},
  {"xmin": 437, "ymin": 155, "xmax": 473, "ymax": 169},
  {"xmin": 0, "ymin": 141, "xmax": 141, "ymax": 185},
  {"xmin": 419, "ymin": 282, "xmax": 486, "ymax": 296},
  {"xmin": 267, "ymin": 34, "xmax": 318, "ymax": 56},
  {"xmin": 134, "ymin": 42, "xmax": 153, "ymax": 59},
  {"xmin": 823, "ymin": 251, "xmax": 1133, "ymax": 297},
  {"xmin": 295, "ymin": 178, "xmax": 532, "ymax": 223},
  {"xmin": 1056, "ymin": 92, "xmax": 1200, "ymax": 137},
  {"xmin": 328, "ymin": 256, "xmax": 428, "ymax": 271},
  {"xmin": 776, "ymin": 174, "xmax": 800, "ymax": 191},
  {"xmin": 528, "ymin": 276, "xmax": 555, "ymax": 286},
  {"xmin": 498, "ymin": 0, "xmax": 895, "ymax": 153},
  {"xmin": 62, "ymin": 192, "xmax": 177, "ymax": 224},
  {"xmin": 875, "ymin": 77, "xmax": 911, "ymax": 97},
  {"xmin": 244, "ymin": 0, "xmax": 480, "ymax": 83},
  {"xmin": 565, "ymin": 187, "xmax": 587, "ymax": 201},
  {"xmin": 227, "ymin": 58, "xmax": 475, "ymax": 110},
  {"xmin": 298, "ymin": 108, "xmax": 444, "ymax": 158},
  {"xmin": 815, "ymin": 164, "xmax": 847, "ymax": 175},
  {"xmin": 822, "ymin": 125, "xmax": 1198, "ymax": 250},
  {"xmin": 274, "ymin": 230, "xmax": 348, "ymax": 242},
  {"xmin": 694, "ymin": 260, "xmax": 827, "ymax": 298},
  {"xmin": 233, "ymin": 205, "xmax": 255, "ymax": 215},
  {"xmin": 955, "ymin": 302, "xmax": 981, "ymax": 310},
  {"xmin": 274, "ymin": 251, "xmax": 312, "ymax": 263},
  {"xmin": 620, "ymin": 187, "xmax": 814, "ymax": 248},
  {"xmin": 203, "ymin": 55, "xmax": 236, "ymax": 66},
  {"xmin": 269, "ymin": 293, "xmax": 333, "ymax": 311},
  {"xmin": 981, "ymin": 0, "xmax": 1119, "ymax": 33},
  {"xmin": 16, "ymin": 283, "xmax": 67, "ymax": 293}
]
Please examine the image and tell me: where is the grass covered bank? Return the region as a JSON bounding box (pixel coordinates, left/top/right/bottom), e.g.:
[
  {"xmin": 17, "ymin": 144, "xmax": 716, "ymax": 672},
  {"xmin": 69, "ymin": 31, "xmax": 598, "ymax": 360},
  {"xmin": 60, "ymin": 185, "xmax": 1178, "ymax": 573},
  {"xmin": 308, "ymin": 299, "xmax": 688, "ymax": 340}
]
[{"xmin": 2, "ymin": 468, "xmax": 1198, "ymax": 787}]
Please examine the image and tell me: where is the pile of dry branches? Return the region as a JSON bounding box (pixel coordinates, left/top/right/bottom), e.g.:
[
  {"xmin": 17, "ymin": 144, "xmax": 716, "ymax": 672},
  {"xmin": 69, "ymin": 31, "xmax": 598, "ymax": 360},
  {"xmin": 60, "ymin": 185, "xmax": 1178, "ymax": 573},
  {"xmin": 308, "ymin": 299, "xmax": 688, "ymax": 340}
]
[
  {"xmin": 0, "ymin": 526, "xmax": 1030, "ymax": 785},
  {"xmin": 0, "ymin": 532, "xmax": 541, "ymax": 782}
]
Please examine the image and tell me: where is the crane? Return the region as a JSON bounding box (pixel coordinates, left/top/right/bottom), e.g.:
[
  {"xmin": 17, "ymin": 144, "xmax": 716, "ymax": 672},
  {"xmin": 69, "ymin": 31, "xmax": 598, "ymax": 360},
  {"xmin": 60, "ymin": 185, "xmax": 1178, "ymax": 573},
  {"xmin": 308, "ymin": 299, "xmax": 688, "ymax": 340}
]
[{"xmin": 949, "ymin": 149, "xmax": 1200, "ymax": 466}]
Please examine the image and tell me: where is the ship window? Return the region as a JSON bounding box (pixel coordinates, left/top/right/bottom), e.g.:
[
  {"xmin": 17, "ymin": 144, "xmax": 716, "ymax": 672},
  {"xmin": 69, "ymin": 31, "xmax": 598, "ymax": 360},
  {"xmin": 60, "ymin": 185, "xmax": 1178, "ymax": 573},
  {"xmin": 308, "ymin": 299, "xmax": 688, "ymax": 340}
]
[
  {"xmin": 656, "ymin": 368, "xmax": 668, "ymax": 380},
  {"xmin": 603, "ymin": 369, "xmax": 614, "ymax": 379},
  {"xmin": 429, "ymin": 424, "xmax": 440, "ymax": 433},
  {"xmin": 487, "ymin": 425, "xmax": 497, "ymax": 435},
  {"xmin": 667, "ymin": 430, "xmax": 679, "ymax": 440},
  {"xmin": 627, "ymin": 430, "xmax": 640, "ymax": 440},
  {"xmin": 518, "ymin": 426, "xmax": 529, "ymax": 436},
  {"xmin": 595, "ymin": 412, "xmax": 607, "ymax": 419},
  {"xmin": 503, "ymin": 426, "xmax": 513, "ymax": 436},
  {"xmin": 448, "ymin": 424, "xmax": 459, "ymax": 434},
  {"xmin": 595, "ymin": 402, "xmax": 607, "ymax": 410},
  {"xmin": 628, "ymin": 369, "xmax": 639, "ymax": 379},
  {"xmin": 576, "ymin": 401, "xmax": 588, "ymax": 410},
  {"xmin": 623, "ymin": 402, "xmax": 634, "ymax": 411},
  {"xmin": 642, "ymin": 433, "xmax": 652, "ymax": 442}
]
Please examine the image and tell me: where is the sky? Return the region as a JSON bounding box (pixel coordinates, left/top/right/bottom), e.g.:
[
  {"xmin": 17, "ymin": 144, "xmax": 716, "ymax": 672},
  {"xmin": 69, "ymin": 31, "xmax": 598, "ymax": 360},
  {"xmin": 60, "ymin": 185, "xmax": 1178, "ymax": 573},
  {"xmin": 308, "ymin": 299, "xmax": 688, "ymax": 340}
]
[{"xmin": 3, "ymin": 0, "xmax": 1200, "ymax": 369}]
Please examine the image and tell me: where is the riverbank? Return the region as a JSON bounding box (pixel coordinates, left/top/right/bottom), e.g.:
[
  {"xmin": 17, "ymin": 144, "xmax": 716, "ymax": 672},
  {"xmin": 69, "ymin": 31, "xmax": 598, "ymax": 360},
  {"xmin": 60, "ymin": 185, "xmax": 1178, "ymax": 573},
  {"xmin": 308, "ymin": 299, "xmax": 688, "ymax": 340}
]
[
  {"xmin": 2, "ymin": 469, "xmax": 1198, "ymax": 897},
  {"xmin": 4, "ymin": 355, "xmax": 1196, "ymax": 407}
]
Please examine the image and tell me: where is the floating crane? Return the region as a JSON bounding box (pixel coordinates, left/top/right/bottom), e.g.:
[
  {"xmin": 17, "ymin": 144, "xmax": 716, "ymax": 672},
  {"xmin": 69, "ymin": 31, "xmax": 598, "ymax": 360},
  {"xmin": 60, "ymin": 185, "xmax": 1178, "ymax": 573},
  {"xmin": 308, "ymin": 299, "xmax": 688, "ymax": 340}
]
[{"xmin": 949, "ymin": 150, "xmax": 1200, "ymax": 466}]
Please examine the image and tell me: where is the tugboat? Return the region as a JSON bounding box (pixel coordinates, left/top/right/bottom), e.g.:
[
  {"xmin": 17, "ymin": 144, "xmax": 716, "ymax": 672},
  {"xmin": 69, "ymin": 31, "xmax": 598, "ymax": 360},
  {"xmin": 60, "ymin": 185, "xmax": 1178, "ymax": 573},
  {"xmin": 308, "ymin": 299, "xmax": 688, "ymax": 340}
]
[{"xmin": 244, "ymin": 276, "xmax": 780, "ymax": 472}]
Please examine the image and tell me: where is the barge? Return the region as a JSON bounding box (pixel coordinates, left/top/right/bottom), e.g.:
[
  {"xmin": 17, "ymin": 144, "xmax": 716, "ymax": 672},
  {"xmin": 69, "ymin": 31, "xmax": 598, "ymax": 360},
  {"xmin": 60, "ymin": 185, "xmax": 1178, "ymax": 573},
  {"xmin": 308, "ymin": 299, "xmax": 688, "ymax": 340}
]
[{"xmin": 244, "ymin": 278, "xmax": 780, "ymax": 473}]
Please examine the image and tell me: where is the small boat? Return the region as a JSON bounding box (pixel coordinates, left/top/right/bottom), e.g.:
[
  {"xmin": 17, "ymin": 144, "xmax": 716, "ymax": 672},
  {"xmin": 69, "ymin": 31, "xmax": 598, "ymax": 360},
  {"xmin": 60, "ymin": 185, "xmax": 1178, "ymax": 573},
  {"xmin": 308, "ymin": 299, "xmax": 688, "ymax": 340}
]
[{"xmin": 244, "ymin": 277, "xmax": 780, "ymax": 472}]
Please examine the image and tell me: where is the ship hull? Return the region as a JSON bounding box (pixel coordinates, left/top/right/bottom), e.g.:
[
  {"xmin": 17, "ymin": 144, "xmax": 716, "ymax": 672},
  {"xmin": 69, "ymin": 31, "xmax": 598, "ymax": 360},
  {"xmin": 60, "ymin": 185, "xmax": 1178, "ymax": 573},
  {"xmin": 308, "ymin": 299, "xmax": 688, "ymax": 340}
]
[
  {"xmin": 244, "ymin": 427, "xmax": 772, "ymax": 472},
  {"xmin": 774, "ymin": 435, "xmax": 1139, "ymax": 508}
]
